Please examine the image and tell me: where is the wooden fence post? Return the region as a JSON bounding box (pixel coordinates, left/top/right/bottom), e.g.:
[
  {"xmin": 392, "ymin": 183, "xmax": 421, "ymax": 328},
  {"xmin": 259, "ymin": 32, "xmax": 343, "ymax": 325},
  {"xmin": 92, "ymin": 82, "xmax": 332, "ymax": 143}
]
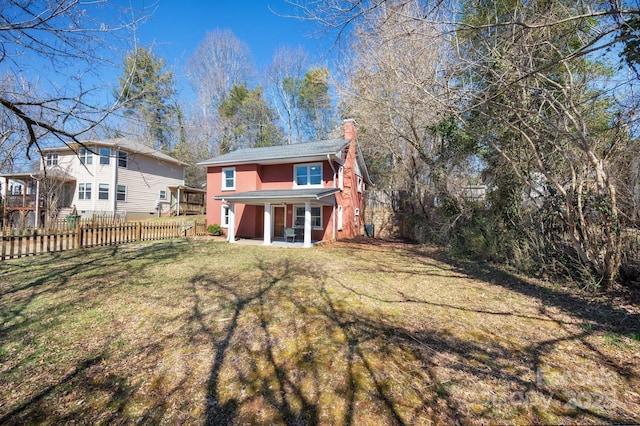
[
  {"xmin": 75, "ymin": 220, "xmax": 81, "ymax": 249},
  {"xmin": 136, "ymin": 222, "xmax": 142, "ymax": 242}
]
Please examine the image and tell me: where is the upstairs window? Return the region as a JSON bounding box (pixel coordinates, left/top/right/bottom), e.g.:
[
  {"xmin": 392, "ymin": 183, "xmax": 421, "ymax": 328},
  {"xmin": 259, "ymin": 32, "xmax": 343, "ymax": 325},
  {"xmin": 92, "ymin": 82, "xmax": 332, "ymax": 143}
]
[
  {"xmin": 79, "ymin": 148, "xmax": 92, "ymax": 165},
  {"xmin": 357, "ymin": 175, "xmax": 364, "ymax": 193},
  {"xmin": 294, "ymin": 163, "xmax": 322, "ymax": 187},
  {"xmin": 99, "ymin": 147, "xmax": 111, "ymax": 165},
  {"xmin": 46, "ymin": 153, "xmax": 58, "ymax": 166},
  {"xmin": 118, "ymin": 150, "xmax": 128, "ymax": 168},
  {"xmin": 222, "ymin": 167, "xmax": 235, "ymax": 190}
]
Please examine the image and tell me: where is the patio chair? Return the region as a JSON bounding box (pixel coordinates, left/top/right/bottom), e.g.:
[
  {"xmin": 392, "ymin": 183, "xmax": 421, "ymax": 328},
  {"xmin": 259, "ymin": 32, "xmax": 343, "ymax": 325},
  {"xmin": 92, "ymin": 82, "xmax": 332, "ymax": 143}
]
[{"xmin": 284, "ymin": 227, "xmax": 296, "ymax": 242}]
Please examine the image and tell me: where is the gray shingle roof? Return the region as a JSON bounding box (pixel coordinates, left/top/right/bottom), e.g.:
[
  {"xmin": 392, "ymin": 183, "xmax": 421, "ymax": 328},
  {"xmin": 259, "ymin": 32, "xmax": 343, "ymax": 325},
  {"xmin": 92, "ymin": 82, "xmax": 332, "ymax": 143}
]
[
  {"xmin": 41, "ymin": 138, "xmax": 187, "ymax": 166},
  {"xmin": 198, "ymin": 138, "xmax": 349, "ymax": 166}
]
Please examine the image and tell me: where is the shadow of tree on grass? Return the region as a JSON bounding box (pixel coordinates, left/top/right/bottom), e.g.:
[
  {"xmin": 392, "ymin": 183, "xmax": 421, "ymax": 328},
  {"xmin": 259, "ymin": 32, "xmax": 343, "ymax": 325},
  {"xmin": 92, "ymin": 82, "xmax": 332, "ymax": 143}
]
[{"xmin": 1, "ymin": 239, "xmax": 638, "ymax": 424}]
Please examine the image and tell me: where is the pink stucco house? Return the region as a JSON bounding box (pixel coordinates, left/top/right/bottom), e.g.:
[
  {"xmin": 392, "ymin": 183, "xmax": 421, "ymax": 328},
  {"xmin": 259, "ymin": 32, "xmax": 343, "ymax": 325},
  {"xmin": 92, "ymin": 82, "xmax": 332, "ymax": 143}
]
[{"xmin": 198, "ymin": 119, "xmax": 371, "ymax": 247}]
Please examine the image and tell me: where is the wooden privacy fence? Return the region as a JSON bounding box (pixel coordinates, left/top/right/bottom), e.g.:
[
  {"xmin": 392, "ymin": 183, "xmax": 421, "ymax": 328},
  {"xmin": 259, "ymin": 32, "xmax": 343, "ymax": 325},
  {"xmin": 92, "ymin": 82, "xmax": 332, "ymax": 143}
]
[{"xmin": 1, "ymin": 220, "xmax": 208, "ymax": 260}]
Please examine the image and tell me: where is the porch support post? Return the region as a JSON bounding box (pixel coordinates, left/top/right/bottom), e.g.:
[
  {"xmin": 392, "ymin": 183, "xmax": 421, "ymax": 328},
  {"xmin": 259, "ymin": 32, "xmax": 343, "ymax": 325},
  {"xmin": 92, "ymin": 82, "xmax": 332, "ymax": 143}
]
[
  {"xmin": 263, "ymin": 202, "xmax": 271, "ymax": 245},
  {"xmin": 227, "ymin": 203, "xmax": 236, "ymax": 243},
  {"xmin": 34, "ymin": 178, "xmax": 40, "ymax": 228},
  {"xmin": 304, "ymin": 201, "xmax": 312, "ymax": 248}
]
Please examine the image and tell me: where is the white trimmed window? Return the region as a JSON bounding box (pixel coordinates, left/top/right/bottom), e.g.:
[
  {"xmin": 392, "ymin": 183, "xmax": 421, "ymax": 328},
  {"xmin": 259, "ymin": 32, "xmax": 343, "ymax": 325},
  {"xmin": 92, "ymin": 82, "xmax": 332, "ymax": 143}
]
[
  {"xmin": 337, "ymin": 205, "xmax": 343, "ymax": 230},
  {"xmin": 294, "ymin": 205, "xmax": 322, "ymax": 229},
  {"xmin": 79, "ymin": 148, "xmax": 92, "ymax": 165},
  {"xmin": 357, "ymin": 175, "xmax": 363, "ymax": 193},
  {"xmin": 99, "ymin": 147, "xmax": 111, "ymax": 165},
  {"xmin": 222, "ymin": 167, "xmax": 235, "ymax": 190},
  {"xmin": 338, "ymin": 166, "xmax": 344, "ymax": 190},
  {"xmin": 118, "ymin": 150, "xmax": 128, "ymax": 168},
  {"xmin": 78, "ymin": 183, "xmax": 92, "ymax": 200},
  {"xmin": 159, "ymin": 190, "xmax": 167, "ymax": 200},
  {"xmin": 98, "ymin": 183, "xmax": 109, "ymax": 200},
  {"xmin": 294, "ymin": 163, "xmax": 322, "ymax": 187},
  {"xmin": 221, "ymin": 205, "xmax": 230, "ymax": 228},
  {"xmin": 46, "ymin": 153, "xmax": 58, "ymax": 166},
  {"xmin": 116, "ymin": 185, "xmax": 126, "ymax": 201}
]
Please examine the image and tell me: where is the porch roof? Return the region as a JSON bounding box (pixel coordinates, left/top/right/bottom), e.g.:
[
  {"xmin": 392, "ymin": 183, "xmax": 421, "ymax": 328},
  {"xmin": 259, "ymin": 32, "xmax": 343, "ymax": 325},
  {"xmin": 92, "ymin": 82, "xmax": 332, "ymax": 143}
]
[{"xmin": 213, "ymin": 188, "xmax": 340, "ymax": 205}]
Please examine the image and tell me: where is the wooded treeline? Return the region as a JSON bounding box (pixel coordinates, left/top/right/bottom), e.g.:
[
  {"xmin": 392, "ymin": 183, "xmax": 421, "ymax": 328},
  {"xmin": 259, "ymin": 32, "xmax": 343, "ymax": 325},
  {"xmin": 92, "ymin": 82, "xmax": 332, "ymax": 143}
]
[{"xmin": 1, "ymin": 0, "xmax": 639, "ymax": 289}]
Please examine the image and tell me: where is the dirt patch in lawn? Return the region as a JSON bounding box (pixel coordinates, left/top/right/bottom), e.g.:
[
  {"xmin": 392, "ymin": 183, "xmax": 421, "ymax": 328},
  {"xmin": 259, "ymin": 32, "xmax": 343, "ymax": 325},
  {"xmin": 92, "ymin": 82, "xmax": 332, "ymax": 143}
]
[{"xmin": 1, "ymin": 238, "xmax": 638, "ymax": 424}]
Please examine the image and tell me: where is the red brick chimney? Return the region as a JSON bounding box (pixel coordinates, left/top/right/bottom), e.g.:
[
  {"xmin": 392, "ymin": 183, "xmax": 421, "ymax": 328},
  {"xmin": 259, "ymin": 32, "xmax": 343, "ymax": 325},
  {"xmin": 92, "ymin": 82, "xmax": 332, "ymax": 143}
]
[{"xmin": 343, "ymin": 118, "xmax": 357, "ymax": 142}]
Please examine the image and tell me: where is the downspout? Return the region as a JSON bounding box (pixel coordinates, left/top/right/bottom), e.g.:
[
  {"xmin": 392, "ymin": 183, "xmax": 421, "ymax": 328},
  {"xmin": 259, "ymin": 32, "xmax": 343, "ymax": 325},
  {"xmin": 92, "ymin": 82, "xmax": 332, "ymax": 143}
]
[{"xmin": 327, "ymin": 154, "xmax": 337, "ymax": 240}]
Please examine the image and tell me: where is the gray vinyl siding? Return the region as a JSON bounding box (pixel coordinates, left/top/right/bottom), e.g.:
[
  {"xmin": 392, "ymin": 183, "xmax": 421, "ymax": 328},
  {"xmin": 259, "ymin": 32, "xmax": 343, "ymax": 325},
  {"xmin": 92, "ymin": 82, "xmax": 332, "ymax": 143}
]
[
  {"xmin": 115, "ymin": 153, "xmax": 183, "ymax": 214},
  {"xmin": 41, "ymin": 143, "xmax": 184, "ymax": 217}
]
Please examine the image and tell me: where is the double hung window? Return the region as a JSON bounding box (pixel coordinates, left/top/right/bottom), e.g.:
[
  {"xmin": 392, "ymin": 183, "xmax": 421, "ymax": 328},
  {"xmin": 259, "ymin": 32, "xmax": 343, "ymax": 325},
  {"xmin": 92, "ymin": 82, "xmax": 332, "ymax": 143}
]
[
  {"xmin": 294, "ymin": 206, "xmax": 322, "ymax": 229},
  {"xmin": 294, "ymin": 163, "xmax": 322, "ymax": 187},
  {"xmin": 222, "ymin": 167, "xmax": 235, "ymax": 190}
]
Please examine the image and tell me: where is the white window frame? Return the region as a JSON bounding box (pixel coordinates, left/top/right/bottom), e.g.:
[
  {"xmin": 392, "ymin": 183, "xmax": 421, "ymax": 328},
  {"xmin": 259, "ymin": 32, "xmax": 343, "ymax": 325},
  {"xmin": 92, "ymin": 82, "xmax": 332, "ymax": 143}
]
[
  {"xmin": 357, "ymin": 175, "xmax": 363, "ymax": 193},
  {"xmin": 338, "ymin": 166, "xmax": 344, "ymax": 190},
  {"xmin": 98, "ymin": 183, "xmax": 109, "ymax": 200},
  {"xmin": 293, "ymin": 163, "xmax": 323, "ymax": 188},
  {"xmin": 78, "ymin": 182, "xmax": 92, "ymax": 200},
  {"xmin": 337, "ymin": 205, "xmax": 343, "ymax": 230},
  {"xmin": 116, "ymin": 184, "xmax": 126, "ymax": 202},
  {"xmin": 99, "ymin": 147, "xmax": 111, "ymax": 165},
  {"xmin": 159, "ymin": 190, "xmax": 167, "ymax": 200},
  {"xmin": 293, "ymin": 205, "xmax": 322, "ymax": 229},
  {"xmin": 221, "ymin": 205, "xmax": 230, "ymax": 228},
  {"xmin": 118, "ymin": 150, "xmax": 128, "ymax": 168},
  {"xmin": 78, "ymin": 148, "xmax": 92, "ymax": 165},
  {"xmin": 46, "ymin": 153, "xmax": 58, "ymax": 166},
  {"xmin": 221, "ymin": 167, "xmax": 236, "ymax": 190}
]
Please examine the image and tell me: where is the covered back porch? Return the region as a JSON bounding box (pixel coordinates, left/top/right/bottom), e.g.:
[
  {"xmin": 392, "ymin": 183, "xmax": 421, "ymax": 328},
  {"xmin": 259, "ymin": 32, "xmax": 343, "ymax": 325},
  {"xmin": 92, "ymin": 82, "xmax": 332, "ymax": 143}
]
[{"xmin": 214, "ymin": 188, "xmax": 339, "ymax": 248}]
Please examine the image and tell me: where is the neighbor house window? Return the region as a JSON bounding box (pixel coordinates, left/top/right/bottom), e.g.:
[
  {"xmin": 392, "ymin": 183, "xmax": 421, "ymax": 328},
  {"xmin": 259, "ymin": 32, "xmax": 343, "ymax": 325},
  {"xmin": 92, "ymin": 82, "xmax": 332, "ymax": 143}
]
[
  {"xmin": 116, "ymin": 185, "xmax": 126, "ymax": 201},
  {"xmin": 222, "ymin": 167, "xmax": 235, "ymax": 190},
  {"xmin": 338, "ymin": 166, "xmax": 344, "ymax": 190},
  {"xmin": 294, "ymin": 206, "xmax": 322, "ymax": 229},
  {"xmin": 221, "ymin": 205, "xmax": 230, "ymax": 228},
  {"xmin": 46, "ymin": 153, "xmax": 58, "ymax": 166},
  {"xmin": 99, "ymin": 147, "xmax": 111, "ymax": 165},
  {"xmin": 78, "ymin": 183, "xmax": 92, "ymax": 200},
  {"xmin": 79, "ymin": 148, "xmax": 92, "ymax": 165},
  {"xmin": 98, "ymin": 184, "xmax": 109, "ymax": 200},
  {"xmin": 118, "ymin": 150, "xmax": 128, "ymax": 168},
  {"xmin": 357, "ymin": 175, "xmax": 363, "ymax": 193},
  {"xmin": 159, "ymin": 190, "xmax": 167, "ymax": 200},
  {"xmin": 337, "ymin": 205, "xmax": 343, "ymax": 230},
  {"xmin": 294, "ymin": 163, "xmax": 322, "ymax": 187}
]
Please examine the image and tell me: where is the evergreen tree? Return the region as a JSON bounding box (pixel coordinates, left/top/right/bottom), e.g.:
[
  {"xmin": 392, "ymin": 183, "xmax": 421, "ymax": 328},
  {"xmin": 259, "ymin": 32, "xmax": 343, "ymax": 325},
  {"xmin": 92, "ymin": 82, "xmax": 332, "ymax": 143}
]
[
  {"xmin": 116, "ymin": 47, "xmax": 177, "ymax": 151},
  {"xmin": 217, "ymin": 85, "xmax": 283, "ymax": 153}
]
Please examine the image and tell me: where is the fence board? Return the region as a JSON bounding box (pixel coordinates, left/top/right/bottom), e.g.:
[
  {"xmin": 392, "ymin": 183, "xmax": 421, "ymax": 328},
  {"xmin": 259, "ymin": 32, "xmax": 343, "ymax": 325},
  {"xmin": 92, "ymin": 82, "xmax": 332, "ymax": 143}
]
[{"xmin": 1, "ymin": 220, "xmax": 206, "ymax": 261}]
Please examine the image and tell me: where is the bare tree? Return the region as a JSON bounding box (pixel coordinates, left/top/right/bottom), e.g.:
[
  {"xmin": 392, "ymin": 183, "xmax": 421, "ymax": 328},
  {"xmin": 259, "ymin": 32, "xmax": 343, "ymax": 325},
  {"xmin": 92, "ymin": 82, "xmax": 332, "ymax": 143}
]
[
  {"xmin": 290, "ymin": 0, "xmax": 640, "ymax": 287},
  {"xmin": 265, "ymin": 46, "xmax": 310, "ymax": 144},
  {"xmin": 0, "ymin": 0, "xmax": 148, "ymax": 164},
  {"xmin": 184, "ymin": 29, "xmax": 255, "ymax": 117}
]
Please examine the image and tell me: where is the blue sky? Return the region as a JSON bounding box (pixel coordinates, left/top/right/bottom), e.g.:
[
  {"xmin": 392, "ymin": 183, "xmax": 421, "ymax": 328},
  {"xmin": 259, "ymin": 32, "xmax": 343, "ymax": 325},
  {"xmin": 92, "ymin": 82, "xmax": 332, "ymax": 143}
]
[
  {"xmin": 135, "ymin": 1, "xmax": 327, "ymax": 67},
  {"xmin": 123, "ymin": 0, "xmax": 332, "ymax": 97}
]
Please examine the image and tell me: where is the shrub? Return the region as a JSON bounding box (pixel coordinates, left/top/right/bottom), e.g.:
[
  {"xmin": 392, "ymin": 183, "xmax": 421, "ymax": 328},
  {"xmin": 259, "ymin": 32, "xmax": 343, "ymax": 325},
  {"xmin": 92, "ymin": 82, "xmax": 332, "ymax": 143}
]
[{"xmin": 207, "ymin": 223, "xmax": 222, "ymax": 236}]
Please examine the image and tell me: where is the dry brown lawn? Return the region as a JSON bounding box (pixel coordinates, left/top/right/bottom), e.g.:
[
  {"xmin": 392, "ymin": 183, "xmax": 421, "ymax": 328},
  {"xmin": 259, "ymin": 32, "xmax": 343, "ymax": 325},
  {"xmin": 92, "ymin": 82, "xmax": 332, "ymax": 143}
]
[{"xmin": 1, "ymin": 237, "xmax": 638, "ymax": 425}]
